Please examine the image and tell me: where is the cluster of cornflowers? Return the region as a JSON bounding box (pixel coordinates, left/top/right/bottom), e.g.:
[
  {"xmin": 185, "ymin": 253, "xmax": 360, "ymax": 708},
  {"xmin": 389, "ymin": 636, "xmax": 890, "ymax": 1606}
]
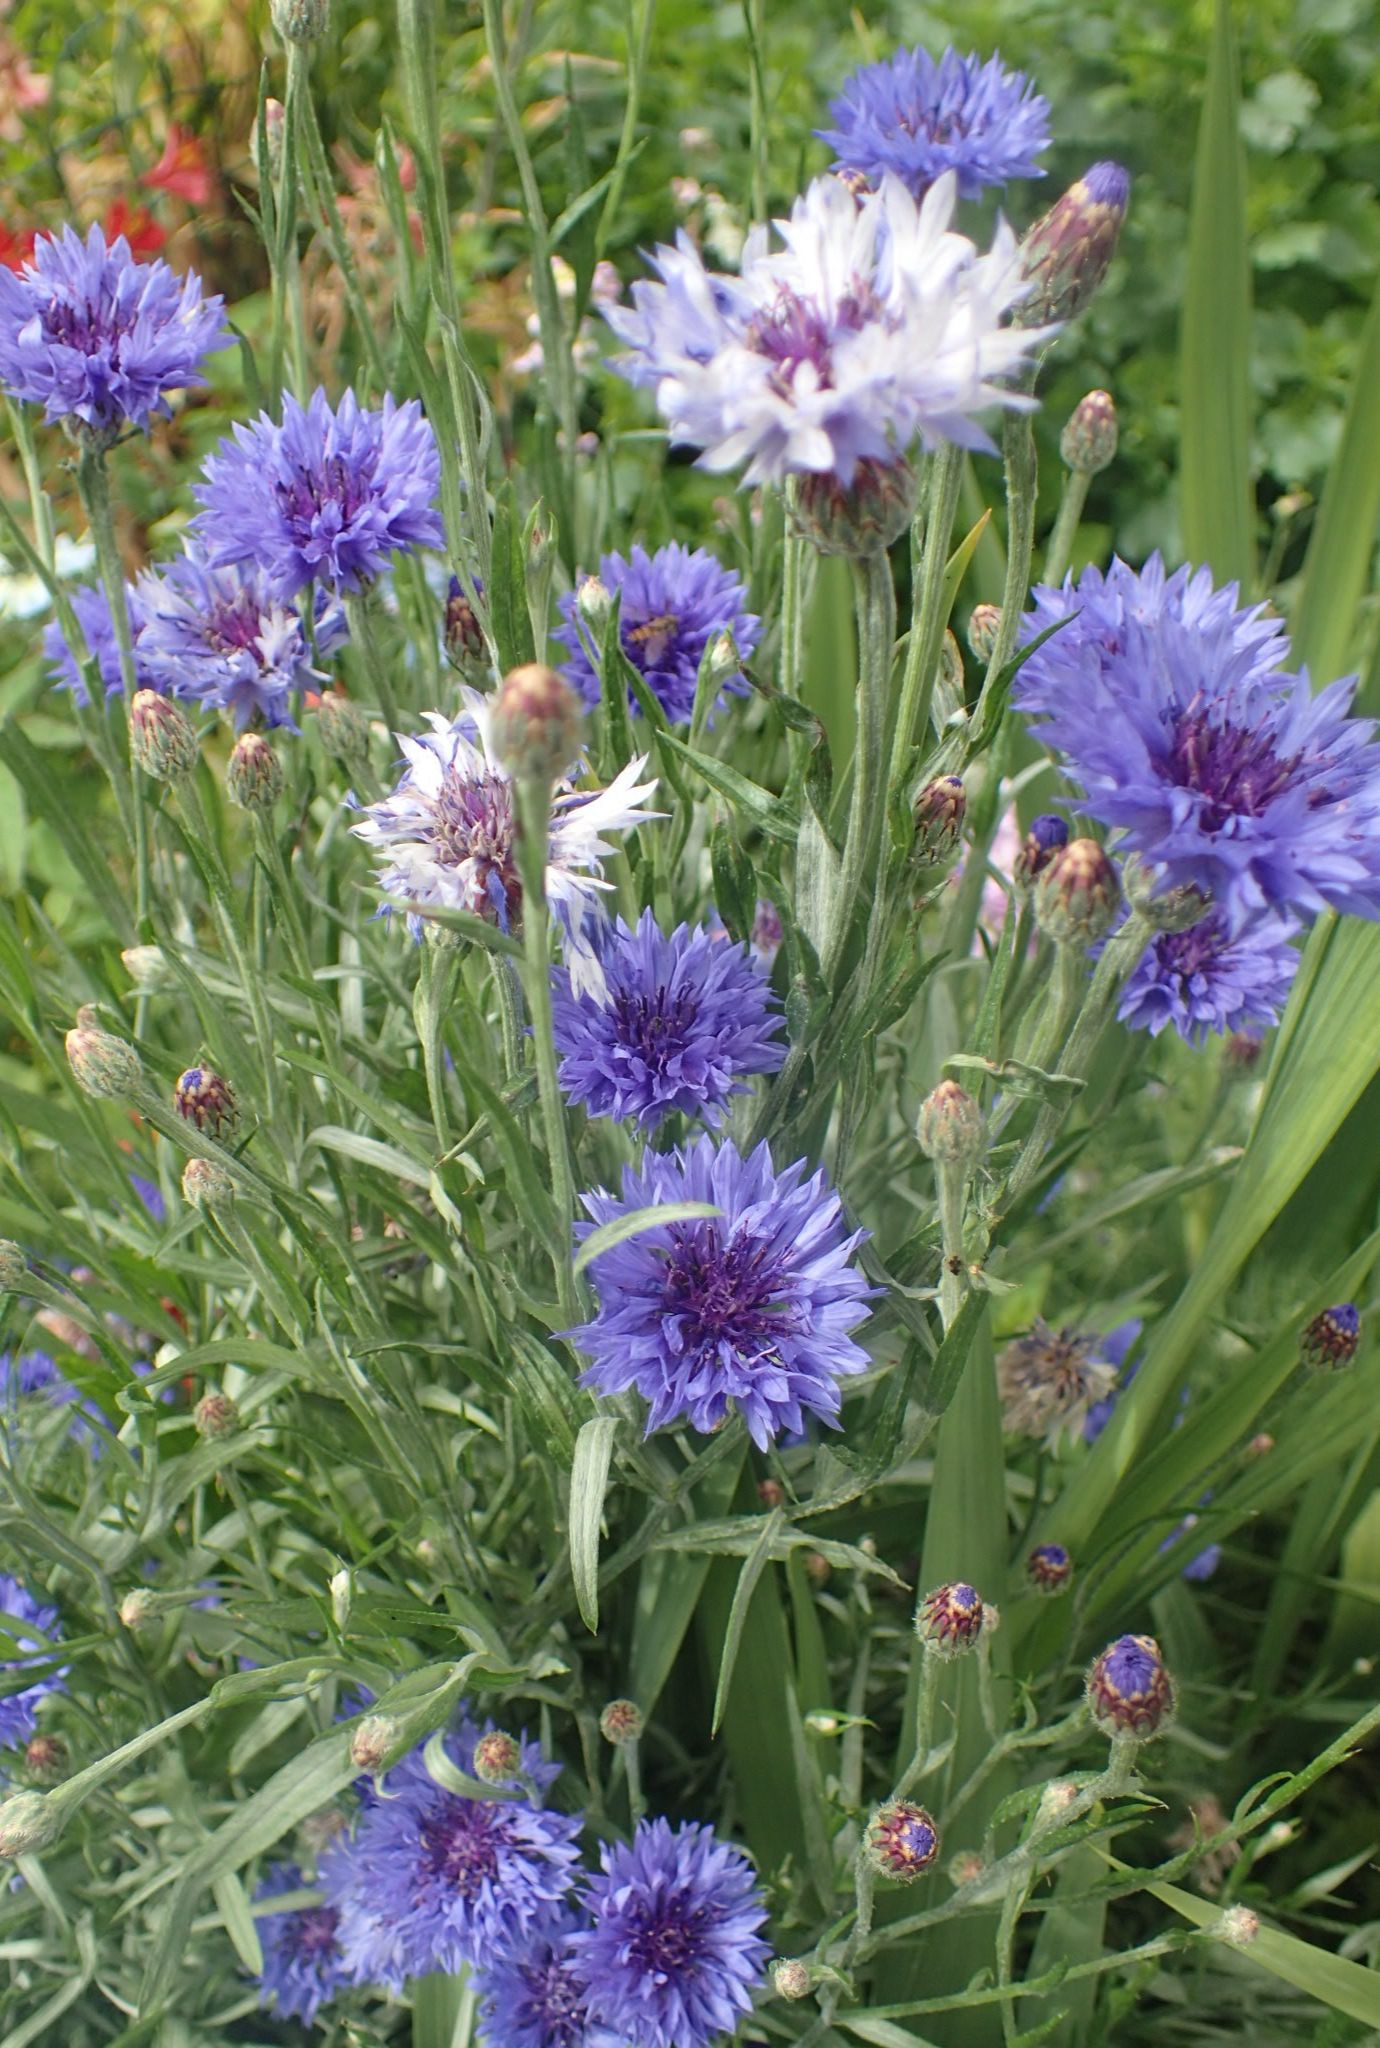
[{"xmin": 254, "ymin": 1706, "xmax": 770, "ymax": 2047}]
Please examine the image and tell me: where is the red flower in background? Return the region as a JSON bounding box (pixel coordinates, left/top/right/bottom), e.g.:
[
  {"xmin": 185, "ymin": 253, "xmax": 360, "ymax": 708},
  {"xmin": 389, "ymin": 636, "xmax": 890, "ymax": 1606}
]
[
  {"xmin": 0, "ymin": 222, "xmax": 34, "ymax": 270},
  {"xmin": 104, "ymin": 197, "xmax": 166, "ymax": 258},
  {"xmin": 140, "ymin": 124, "xmax": 213, "ymax": 207}
]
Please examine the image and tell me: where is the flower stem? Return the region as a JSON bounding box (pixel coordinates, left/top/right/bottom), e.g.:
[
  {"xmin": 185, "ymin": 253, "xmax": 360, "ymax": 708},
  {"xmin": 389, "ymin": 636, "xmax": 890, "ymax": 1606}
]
[
  {"xmin": 513, "ymin": 777, "xmax": 580, "ymax": 1321},
  {"xmin": 887, "ymin": 445, "xmax": 962, "ymax": 800},
  {"xmin": 972, "ymin": 392, "xmax": 1040, "ymax": 736},
  {"xmin": 1042, "ymin": 468, "xmax": 1090, "ymax": 587},
  {"xmin": 824, "ymin": 550, "xmax": 895, "ymax": 989},
  {"xmin": 345, "ymin": 592, "xmax": 400, "ymax": 732},
  {"xmin": 74, "ymin": 443, "xmax": 151, "ymax": 932}
]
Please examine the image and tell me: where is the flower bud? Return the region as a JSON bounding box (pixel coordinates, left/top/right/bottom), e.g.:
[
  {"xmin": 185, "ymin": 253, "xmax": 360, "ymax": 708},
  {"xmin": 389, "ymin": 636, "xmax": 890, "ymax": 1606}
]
[
  {"xmin": 864, "ymin": 1799, "xmax": 940, "ymax": 1882},
  {"xmin": 1036, "ymin": 1779, "xmax": 1080, "ymax": 1826},
  {"xmin": 1060, "ymin": 390, "xmax": 1118, "ymax": 476},
  {"xmin": 917, "ymin": 1080, "xmax": 986, "ymax": 1171},
  {"xmin": 916, "ymin": 1580, "xmax": 987, "ymax": 1655},
  {"xmin": 757, "ymin": 1478, "xmax": 786, "ymax": 1509},
  {"xmin": 329, "ymin": 1567, "xmax": 352, "ymax": 1631},
  {"xmin": 444, "ymin": 575, "xmax": 487, "ymax": 676},
  {"xmin": 773, "ymin": 1958, "xmax": 813, "ymax": 2001},
  {"xmin": 1026, "ymin": 1543, "xmax": 1073, "ymax": 1595},
  {"xmin": 968, "ymin": 603, "xmax": 1002, "ymax": 666},
  {"xmin": 1301, "ymin": 1303, "xmax": 1360, "ymax": 1370},
  {"xmin": 350, "ymin": 1714, "xmax": 397, "ymax": 1774},
  {"xmin": 472, "ymin": 1729, "xmax": 522, "ymax": 1784},
  {"xmin": 704, "ymin": 631, "xmax": 741, "ymax": 693},
  {"xmin": 527, "ymin": 519, "xmax": 554, "ymax": 579},
  {"xmin": 913, "ymin": 776, "xmax": 966, "ymax": 871},
  {"xmin": 300, "ymin": 1805, "xmax": 347, "ymax": 1855},
  {"xmin": 193, "ymin": 1390, "xmax": 239, "ymax": 1440},
  {"xmin": 130, "ymin": 689, "xmax": 197, "ymax": 783},
  {"xmin": 751, "ymin": 899, "xmax": 783, "ymax": 967},
  {"xmin": 803, "ymin": 1552, "xmax": 830, "ymax": 1586},
  {"xmin": 1224, "ymin": 1031, "xmax": 1263, "ymax": 1073},
  {"xmin": 576, "ymin": 575, "xmax": 613, "ymax": 637},
  {"xmin": 262, "ymin": 98, "xmax": 286, "ymax": 180},
  {"xmin": 1014, "ymin": 814, "xmax": 1069, "ymax": 893},
  {"xmin": 1218, "ymin": 1905, "xmax": 1260, "ymax": 1948},
  {"xmin": 120, "ymin": 1588, "xmax": 156, "ymax": 1632},
  {"xmin": 66, "ymin": 1009, "xmax": 142, "ymax": 1100},
  {"xmin": 949, "ymin": 1849, "xmax": 985, "ymax": 1887},
  {"xmin": 1247, "ymin": 1431, "xmax": 1274, "ymax": 1458},
  {"xmin": 1034, "ymin": 837, "xmax": 1121, "ymax": 946},
  {"xmin": 23, "ymin": 1734, "xmax": 67, "ymax": 1784},
  {"xmin": 490, "ymin": 664, "xmax": 583, "ymax": 783},
  {"xmin": 314, "ymin": 690, "xmax": 372, "ymax": 767},
  {"xmin": 270, "ymin": 0, "xmax": 330, "ymax": 40},
  {"xmin": 0, "ymin": 1790, "xmax": 60, "ymax": 1859},
  {"xmin": 1016, "ymin": 161, "xmax": 1131, "ymax": 327},
  {"xmin": 174, "ymin": 1067, "xmax": 239, "ymax": 1143},
  {"xmin": 122, "ymin": 944, "xmax": 169, "ymax": 990},
  {"xmin": 790, "ymin": 456, "xmax": 917, "ymax": 558},
  {"xmin": 0, "ymin": 1241, "xmax": 25, "ymax": 1290},
  {"xmin": 182, "ymin": 1155, "xmax": 235, "ymax": 1210},
  {"xmin": 226, "ymin": 731, "xmax": 283, "ymax": 812},
  {"xmin": 1086, "ymin": 1633, "xmax": 1175, "ymax": 1739},
  {"xmin": 599, "ymin": 1699, "xmax": 644, "ymax": 1747}
]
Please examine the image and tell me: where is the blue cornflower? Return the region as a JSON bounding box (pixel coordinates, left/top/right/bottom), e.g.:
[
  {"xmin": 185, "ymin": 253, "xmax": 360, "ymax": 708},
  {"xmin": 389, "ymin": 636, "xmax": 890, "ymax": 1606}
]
[
  {"xmin": 475, "ymin": 1908, "xmax": 600, "ymax": 2048},
  {"xmin": 0, "ymin": 1346, "xmax": 105, "ymax": 1444},
  {"xmin": 819, "ymin": 46, "xmax": 1050, "ymax": 201},
  {"xmin": 1016, "ymin": 556, "xmax": 1380, "ymax": 930},
  {"xmin": 253, "ymin": 1862, "xmax": 351, "ymax": 2027},
  {"xmin": 0, "ymin": 1573, "xmax": 65, "ymax": 1749},
  {"xmin": 43, "ymin": 579, "xmax": 154, "ymax": 704},
  {"xmin": 0, "ymin": 226, "xmax": 227, "ymax": 441},
  {"xmin": 136, "ymin": 546, "xmax": 347, "ymax": 729},
  {"xmin": 551, "ymin": 912, "xmax": 784, "ymax": 1132},
  {"xmin": 571, "ymin": 1818, "xmax": 770, "ymax": 2048},
  {"xmin": 1082, "ymin": 1319, "xmax": 1143, "ymax": 1444},
  {"xmin": 194, "ymin": 387, "xmax": 444, "ymax": 600},
  {"xmin": 568, "ymin": 1135, "xmax": 873, "ymax": 1446},
  {"xmin": 554, "ymin": 543, "xmax": 758, "ymax": 723},
  {"xmin": 323, "ymin": 1715, "xmax": 581, "ymax": 1992},
  {"xmin": 1118, "ymin": 910, "xmax": 1300, "ymax": 1046}
]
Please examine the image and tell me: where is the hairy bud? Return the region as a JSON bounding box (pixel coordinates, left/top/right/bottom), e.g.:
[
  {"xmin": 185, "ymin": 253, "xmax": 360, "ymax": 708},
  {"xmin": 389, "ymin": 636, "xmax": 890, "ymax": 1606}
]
[
  {"xmin": 490, "ymin": 664, "xmax": 583, "ymax": 783},
  {"xmin": 773, "ymin": 1958, "xmax": 813, "ymax": 2001},
  {"xmin": 66, "ymin": 1009, "xmax": 142, "ymax": 1101},
  {"xmin": 270, "ymin": 0, "xmax": 330, "ymax": 40},
  {"xmin": 790, "ymin": 456, "xmax": 917, "ymax": 558},
  {"xmin": 1014, "ymin": 814, "xmax": 1069, "ymax": 894},
  {"xmin": 1034, "ymin": 837, "xmax": 1121, "ymax": 946},
  {"xmin": 226, "ymin": 731, "xmax": 283, "ymax": 812},
  {"xmin": 193, "ymin": 1390, "xmax": 239, "ymax": 1440},
  {"xmin": 913, "ymin": 777, "xmax": 966, "ymax": 872},
  {"xmin": 472, "ymin": 1729, "xmax": 523, "ymax": 1784},
  {"xmin": 599, "ymin": 1699, "xmax": 644, "ymax": 1748},
  {"xmin": 182, "ymin": 1156, "xmax": 235, "ymax": 1211},
  {"xmin": 1086, "ymin": 1633, "xmax": 1175, "ymax": 1739},
  {"xmin": 314, "ymin": 690, "xmax": 372, "ymax": 767},
  {"xmin": 917, "ymin": 1080, "xmax": 986, "ymax": 1171},
  {"xmin": 576, "ymin": 575, "xmax": 613, "ymax": 637},
  {"xmin": 130, "ymin": 689, "xmax": 197, "ymax": 783},
  {"xmin": 916, "ymin": 1581, "xmax": 987, "ymax": 1656},
  {"xmin": 174, "ymin": 1067, "xmax": 239, "ymax": 1143},
  {"xmin": 967, "ymin": 603, "xmax": 1001, "ymax": 666},
  {"xmin": 1301, "ymin": 1303, "xmax": 1360, "ymax": 1371},
  {"xmin": 120, "ymin": 1588, "xmax": 156, "ymax": 1632},
  {"xmin": 1026, "ymin": 1543, "xmax": 1073, "ymax": 1595},
  {"xmin": 949, "ymin": 1849, "xmax": 986, "ymax": 1887},
  {"xmin": 444, "ymin": 575, "xmax": 487, "ymax": 677},
  {"xmin": 23, "ymin": 1734, "xmax": 67, "ymax": 1784},
  {"xmin": 0, "ymin": 1241, "xmax": 25, "ymax": 1290},
  {"xmin": 1218, "ymin": 1905, "xmax": 1260, "ymax": 1948},
  {"xmin": 0, "ymin": 1790, "xmax": 60, "ymax": 1859},
  {"xmin": 350, "ymin": 1714, "xmax": 398, "ymax": 1774},
  {"xmin": 864, "ymin": 1799, "xmax": 941, "ymax": 1882},
  {"xmin": 1060, "ymin": 390, "xmax": 1118, "ymax": 476},
  {"xmin": 1016, "ymin": 162, "xmax": 1131, "ymax": 327}
]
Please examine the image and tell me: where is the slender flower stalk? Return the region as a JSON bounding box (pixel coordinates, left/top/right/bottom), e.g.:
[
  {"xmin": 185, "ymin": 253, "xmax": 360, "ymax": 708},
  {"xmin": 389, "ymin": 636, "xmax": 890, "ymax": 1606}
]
[
  {"xmin": 74, "ymin": 445, "xmax": 151, "ymax": 928},
  {"xmin": 826, "ymin": 551, "xmax": 896, "ymax": 986},
  {"xmin": 515, "ymin": 774, "xmax": 582, "ymax": 1321}
]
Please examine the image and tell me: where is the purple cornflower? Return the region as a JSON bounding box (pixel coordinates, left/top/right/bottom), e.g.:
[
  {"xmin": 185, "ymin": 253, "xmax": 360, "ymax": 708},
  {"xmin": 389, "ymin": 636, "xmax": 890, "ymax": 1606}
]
[
  {"xmin": 998, "ymin": 1319, "xmax": 1124, "ymax": 1450},
  {"xmin": 1017, "ymin": 556, "xmax": 1380, "ymax": 929},
  {"xmin": 819, "ymin": 46, "xmax": 1050, "ymax": 201},
  {"xmin": 568, "ymin": 1135, "xmax": 873, "ymax": 1447},
  {"xmin": 194, "ymin": 387, "xmax": 443, "ymax": 600},
  {"xmin": 571, "ymin": 1818, "xmax": 769, "ymax": 2048},
  {"xmin": 135, "ymin": 546, "xmax": 346, "ymax": 729},
  {"xmin": 606, "ymin": 170, "xmax": 1050, "ymax": 486},
  {"xmin": 0, "ymin": 1573, "xmax": 65, "ymax": 1748},
  {"xmin": 1118, "ymin": 911, "xmax": 1300, "ymax": 1046},
  {"xmin": 551, "ymin": 911, "xmax": 784, "ymax": 1132},
  {"xmin": 0, "ymin": 1346, "xmax": 105, "ymax": 1443},
  {"xmin": 322, "ymin": 1716, "xmax": 581, "ymax": 1991},
  {"xmin": 253, "ymin": 1862, "xmax": 350, "ymax": 2027},
  {"xmin": 43, "ymin": 580, "xmax": 154, "ymax": 704},
  {"xmin": 1082, "ymin": 1320, "xmax": 1143, "ymax": 1444},
  {"xmin": 0, "ymin": 225, "xmax": 227, "ymax": 441},
  {"xmin": 475, "ymin": 1908, "xmax": 599, "ymax": 2048},
  {"xmin": 554, "ymin": 543, "xmax": 758, "ymax": 723}
]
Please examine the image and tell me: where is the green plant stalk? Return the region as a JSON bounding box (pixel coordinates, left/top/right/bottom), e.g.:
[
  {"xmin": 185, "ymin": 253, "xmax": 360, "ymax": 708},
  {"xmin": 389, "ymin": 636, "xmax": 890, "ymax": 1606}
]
[
  {"xmin": 823, "ymin": 551, "xmax": 896, "ymax": 987},
  {"xmin": 887, "ymin": 446, "xmax": 962, "ymax": 799},
  {"xmin": 290, "ymin": 42, "xmax": 388, "ymax": 387},
  {"xmin": 1041, "ymin": 468, "xmax": 1091, "ymax": 586},
  {"xmin": 492, "ymin": 956, "xmax": 526, "ymax": 1084},
  {"xmin": 935, "ymin": 1159, "xmax": 970, "ymax": 1332},
  {"xmin": 74, "ymin": 444, "xmax": 151, "ymax": 932},
  {"xmin": 345, "ymin": 592, "xmax": 401, "ymax": 732},
  {"xmin": 269, "ymin": 58, "xmax": 309, "ymax": 400},
  {"xmin": 743, "ymin": 0, "xmax": 769, "ymax": 224},
  {"xmin": 415, "ymin": 938, "xmax": 456, "ymax": 1150},
  {"xmin": 175, "ymin": 776, "xmax": 281, "ymax": 1126},
  {"xmin": 513, "ymin": 778, "xmax": 580, "ymax": 1320},
  {"xmin": 893, "ymin": 1647, "xmax": 943, "ymax": 1799},
  {"xmin": 597, "ymin": 0, "xmax": 655, "ymax": 254},
  {"xmin": 972, "ymin": 397, "xmax": 1040, "ymax": 735}
]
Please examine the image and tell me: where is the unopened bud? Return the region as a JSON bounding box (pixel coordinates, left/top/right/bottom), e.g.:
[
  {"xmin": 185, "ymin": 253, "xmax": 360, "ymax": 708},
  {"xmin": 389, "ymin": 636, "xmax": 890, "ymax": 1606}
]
[
  {"xmin": 917, "ymin": 1080, "xmax": 986, "ymax": 1171},
  {"xmin": 913, "ymin": 776, "xmax": 966, "ymax": 871},
  {"xmin": 350, "ymin": 1714, "xmax": 397, "ymax": 1774},
  {"xmin": 193, "ymin": 1390, "xmax": 239, "ymax": 1440},
  {"xmin": 121, "ymin": 944, "xmax": 169, "ymax": 990},
  {"xmin": 329, "ymin": 1567, "xmax": 352, "ymax": 1631},
  {"xmin": 1086, "ymin": 1633, "xmax": 1175, "ymax": 1739},
  {"xmin": 444, "ymin": 575, "xmax": 487, "ymax": 675},
  {"xmin": 803, "ymin": 1552, "xmax": 830, "ymax": 1586},
  {"xmin": 130, "ymin": 689, "xmax": 197, "ymax": 782},
  {"xmin": 472, "ymin": 1729, "xmax": 522, "ymax": 1783},
  {"xmin": 120, "ymin": 1588, "xmax": 156, "ymax": 1631},
  {"xmin": 174, "ymin": 1066, "xmax": 239, "ymax": 1143},
  {"xmin": 757, "ymin": 1478, "xmax": 785, "ymax": 1509},
  {"xmin": 804, "ymin": 1711, "xmax": 840, "ymax": 1736},
  {"xmin": 864, "ymin": 1799, "xmax": 940, "ymax": 1882},
  {"xmin": 490, "ymin": 664, "xmax": 583, "ymax": 783},
  {"xmin": 1247, "ymin": 1432, "xmax": 1274, "ymax": 1458},
  {"xmin": 576, "ymin": 575, "xmax": 613, "ymax": 636},
  {"xmin": 751, "ymin": 899, "xmax": 783, "ymax": 966},
  {"xmin": 1026, "ymin": 1543, "xmax": 1073, "ymax": 1595},
  {"xmin": 949, "ymin": 1849, "xmax": 985, "ymax": 1887},
  {"xmin": 599, "ymin": 1699, "xmax": 644, "ymax": 1747},
  {"xmin": 0, "ymin": 1241, "xmax": 25, "ymax": 1290},
  {"xmin": 262, "ymin": 99, "xmax": 287, "ymax": 180},
  {"xmin": 916, "ymin": 1581, "xmax": 987, "ymax": 1655},
  {"xmin": 773, "ymin": 1958, "xmax": 813, "ymax": 2001},
  {"xmin": 66, "ymin": 1009, "xmax": 142, "ymax": 1100},
  {"xmin": 1036, "ymin": 1779, "xmax": 1080, "ymax": 1825},
  {"xmin": 1217, "ymin": 1905, "xmax": 1260, "ymax": 1948},
  {"xmin": 23, "ymin": 1734, "xmax": 67, "ymax": 1784},
  {"xmin": 226, "ymin": 731, "xmax": 283, "ymax": 812},
  {"xmin": 270, "ymin": 0, "xmax": 330, "ymax": 41},
  {"xmin": 1060, "ymin": 390, "xmax": 1118, "ymax": 476},
  {"xmin": 1035, "ymin": 837, "xmax": 1121, "ymax": 946},
  {"xmin": 314, "ymin": 690, "xmax": 371, "ymax": 766},
  {"xmin": 527, "ymin": 520, "xmax": 554, "ymax": 578},
  {"xmin": 1017, "ymin": 161, "xmax": 1131, "ymax": 327},
  {"xmin": 790, "ymin": 455, "xmax": 917, "ymax": 558},
  {"xmin": 1301, "ymin": 1303, "xmax": 1360, "ymax": 1370},
  {"xmin": 704, "ymin": 630, "xmax": 741, "ymax": 692},
  {"xmin": 1014, "ymin": 814, "xmax": 1069, "ymax": 893},
  {"xmin": 968, "ymin": 603, "xmax": 1002, "ymax": 666},
  {"xmin": 182, "ymin": 1156, "xmax": 235, "ymax": 1211},
  {"xmin": 0, "ymin": 1790, "xmax": 60, "ymax": 1859}
]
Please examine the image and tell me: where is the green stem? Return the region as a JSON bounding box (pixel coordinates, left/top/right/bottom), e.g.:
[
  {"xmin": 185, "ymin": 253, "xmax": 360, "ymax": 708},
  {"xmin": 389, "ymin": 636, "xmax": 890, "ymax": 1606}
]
[
  {"xmin": 935, "ymin": 1159, "xmax": 970, "ymax": 1332},
  {"xmin": 893, "ymin": 1649, "xmax": 942, "ymax": 1800},
  {"xmin": 886, "ymin": 445, "xmax": 962, "ymax": 801},
  {"xmin": 493, "ymin": 957, "xmax": 525, "ymax": 1085},
  {"xmin": 415, "ymin": 938, "xmax": 457, "ymax": 1150},
  {"xmin": 743, "ymin": 0, "xmax": 769, "ymax": 224},
  {"xmin": 345, "ymin": 593, "xmax": 400, "ymax": 732},
  {"xmin": 823, "ymin": 551, "xmax": 895, "ymax": 989},
  {"xmin": 1042, "ymin": 467, "xmax": 1091, "ymax": 586},
  {"xmin": 513, "ymin": 778, "xmax": 580, "ymax": 1320},
  {"xmin": 972, "ymin": 394, "xmax": 1040, "ymax": 735},
  {"xmin": 74, "ymin": 444, "xmax": 151, "ymax": 931}
]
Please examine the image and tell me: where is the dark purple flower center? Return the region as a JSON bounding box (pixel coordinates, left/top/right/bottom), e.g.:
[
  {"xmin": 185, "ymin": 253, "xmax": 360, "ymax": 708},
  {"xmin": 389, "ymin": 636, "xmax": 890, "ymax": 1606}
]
[
  {"xmin": 418, "ymin": 1795, "xmax": 501, "ymax": 1899},
  {"xmin": 624, "ymin": 610, "xmax": 680, "ymax": 669},
  {"xmin": 430, "ymin": 770, "xmax": 520, "ymax": 914},
  {"xmin": 207, "ymin": 594, "xmax": 265, "ymax": 656},
  {"xmin": 1154, "ymin": 914, "xmax": 1228, "ymax": 980},
  {"xmin": 612, "ymin": 980, "xmax": 700, "ymax": 1062},
  {"xmin": 516, "ymin": 1952, "xmax": 588, "ymax": 2043},
  {"xmin": 290, "ymin": 1905, "xmax": 341, "ymax": 1961},
  {"xmin": 43, "ymin": 292, "xmax": 132, "ymax": 356},
  {"xmin": 662, "ymin": 1224, "xmax": 794, "ymax": 1354},
  {"xmin": 278, "ymin": 455, "xmax": 376, "ymax": 533},
  {"xmin": 626, "ymin": 1896, "xmax": 708, "ymax": 1980},
  {"xmin": 1165, "ymin": 702, "xmax": 1298, "ymax": 833},
  {"xmin": 747, "ymin": 283, "xmax": 881, "ymax": 395}
]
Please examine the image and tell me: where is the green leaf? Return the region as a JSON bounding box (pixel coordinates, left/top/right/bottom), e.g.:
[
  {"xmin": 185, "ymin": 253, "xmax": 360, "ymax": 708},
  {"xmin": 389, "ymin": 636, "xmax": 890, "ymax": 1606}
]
[
  {"xmin": 489, "ymin": 480, "xmax": 535, "ymax": 672},
  {"xmin": 1290, "ymin": 263, "xmax": 1380, "ymax": 684},
  {"xmin": 573, "ymin": 1202, "xmax": 721, "ymax": 1276},
  {"xmin": 653, "ymin": 729, "xmax": 799, "ymax": 841},
  {"xmin": 569, "ymin": 1415, "xmax": 619, "ymax": 1632},
  {"xmin": 304, "ymin": 1125, "xmax": 432, "ymax": 1184},
  {"xmin": 1140, "ymin": 1874, "xmax": 1380, "ymax": 2027},
  {"xmin": 1179, "ymin": 0, "xmax": 1255, "ymax": 585},
  {"xmin": 711, "ymin": 1508, "xmax": 783, "ymax": 1734},
  {"xmin": 410, "ymin": 1973, "xmax": 469, "ymax": 2048}
]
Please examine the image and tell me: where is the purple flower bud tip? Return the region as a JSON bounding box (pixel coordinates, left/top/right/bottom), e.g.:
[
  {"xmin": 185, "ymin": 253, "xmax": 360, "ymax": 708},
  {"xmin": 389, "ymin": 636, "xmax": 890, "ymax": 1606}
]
[
  {"xmin": 917, "ymin": 1580, "xmax": 987, "ymax": 1653},
  {"xmin": 1081, "ymin": 161, "xmax": 1132, "ymax": 210},
  {"xmin": 1086, "ymin": 1633, "xmax": 1175, "ymax": 1738},
  {"xmin": 174, "ymin": 1067, "xmax": 239, "ymax": 1143},
  {"xmin": 1027, "ymin": 1543, "xmax": 1073, "ymax": 1593},
  {"xmin": 913, "ymin": 776, "xmax": 967, "ymax": 869},
  {"xmin": 1035, "ymin": 836, "xmax": 1121, "ymax": 945},
  {"xmin": 1014, "ymin": 813, "xmax": 1069, "ymax": 889},
  {"xmin": 866, "ymin": 1799, "xmax": 941, "ymax": 1881},
  {"xmin": 1301, "ymin": 1303, "xmax": 1360, "ymax": 1370}
]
